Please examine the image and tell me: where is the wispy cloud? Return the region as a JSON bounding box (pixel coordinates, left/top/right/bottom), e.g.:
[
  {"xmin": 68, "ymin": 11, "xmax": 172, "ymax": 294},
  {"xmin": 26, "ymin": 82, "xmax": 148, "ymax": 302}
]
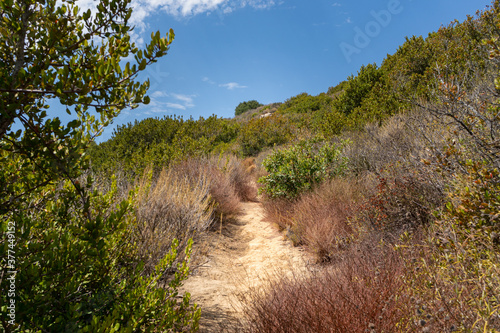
[
  {"xmin": 76, "ymin": 0, "xmax": 280, "ymax": 39},
  {"xmin": 219, "ymin": 82, "xmax": 247, "ymax": 90},
  {"xmin": 146, "ymin": 0, "xmax": 227, "ymax": 17},
  {"xmin": 241, "ymin": 0, "xmax": 279, "ymax": 10},
  {"xmin": 165, "ymin": 102, "xmax": 187, "ymax": 110},
  {"xmin": 332, "ymin": 2, "xmax": 341, "ymax": 6},
  {"xmin": 171, "ymin": 93, "xmax": 195, "ymax": 107},
  {"xmin": 202, "ymin": 76, "xmax": 216, "ymax": 85},
  {"xmin": 151, "ymin": 91, "xmax": 169, "ymax": 98},
  {"xmin": 148, "ymin": 91, "xmax": 195, "ymax": 112},
  {"xmin": 203, "ymin": 77, "xmax": 247, "ymax": 90}
]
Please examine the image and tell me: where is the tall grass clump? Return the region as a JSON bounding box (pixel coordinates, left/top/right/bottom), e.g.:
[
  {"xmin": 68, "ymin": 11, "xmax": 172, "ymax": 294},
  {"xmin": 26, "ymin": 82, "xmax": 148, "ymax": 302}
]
[
  {"xmin": 291, "ymin": 178, "xmax": 366, "ymax": 261},
  {"xmin": 134, "ymin": 167, "xmax": 214, "ymax": 274},
  {"xmin": 219, "ymin": 155, "xmax": 258, "ymax": 202},
  {"xmin": 172, "ymin": 157, "xmax": 240, "ymax": 221},
  {"xmin": 262, "ymin": 177, "xmax": 367, "ymax": 262},
  {"xmin": 239, "ymin": 241, "xmax": 407, "ymax": 333},
  {"xmin": 133, "ymin": 154, "xmax": 257, "ymax": 271},
  {"xmin": 261, "ymin": 197, "xmax": 294, "ymax": 230}
]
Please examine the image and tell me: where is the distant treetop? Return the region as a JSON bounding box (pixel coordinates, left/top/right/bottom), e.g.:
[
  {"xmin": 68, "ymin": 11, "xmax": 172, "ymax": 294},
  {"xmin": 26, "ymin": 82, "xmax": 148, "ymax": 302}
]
[{"xmin": 235, "ymin": 100, "xmax": 263, "ymax": 116}]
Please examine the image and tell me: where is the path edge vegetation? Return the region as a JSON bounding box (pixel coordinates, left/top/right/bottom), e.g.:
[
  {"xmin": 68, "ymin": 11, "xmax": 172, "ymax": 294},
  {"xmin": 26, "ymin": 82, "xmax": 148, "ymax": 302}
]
[{"xmin": 0, "ymin": 0, "xmax": 200, "ymax": 331}]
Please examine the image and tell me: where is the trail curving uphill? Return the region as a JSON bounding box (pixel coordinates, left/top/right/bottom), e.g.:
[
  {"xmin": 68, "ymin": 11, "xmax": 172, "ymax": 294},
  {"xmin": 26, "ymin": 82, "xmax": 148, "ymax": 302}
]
[{"xmin": 181, "ymin": 201, "xmax": 311, "ymax": 332}]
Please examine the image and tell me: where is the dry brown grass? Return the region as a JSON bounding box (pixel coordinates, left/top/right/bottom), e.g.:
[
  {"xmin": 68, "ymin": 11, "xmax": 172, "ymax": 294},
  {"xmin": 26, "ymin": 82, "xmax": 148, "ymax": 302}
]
[
  {"xmin": 242, "ymin": 157, "xmax": 256, "ymax": 174},
  {"xmin": 134, "ymin": 167, "xmax": 214, "ymax": 274},
  {"xmin": 261, "ymin": 197, "xmax": 293, "ymax": 230},
  {"xmin": 220, "ymin": 155, "xmax": 258, "ymax": 202},
  {"xmin": 292, "ymin": 178, "xmax": 368, "ymax": 261},
  {"xmin": 262, "ymin": 177, "xmax": 371, "ymax": 262},
  {"xmin": 131, "ymin": 154, "xmax": 257, "ymax": 273},
  {"xmin": 174, "ymin": 157, "xmax": 241, "ymax": 222},
  {"xmin": 239, "ymin": 239, "xmax": 407, "ymax": 333},
  {"xmin": 352, "ymin": 166, "xmax": 444, "ymax": 239},
  {"xmin": 342, "ymin": 111, "xmax": 449, "ymax": 182}
]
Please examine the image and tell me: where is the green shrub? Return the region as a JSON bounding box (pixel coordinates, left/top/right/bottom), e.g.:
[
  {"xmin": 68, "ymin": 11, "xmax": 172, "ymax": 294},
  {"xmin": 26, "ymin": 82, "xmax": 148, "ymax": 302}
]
[
  {"xmin": 238, "ymin": 114, "xmax": 293, "ymax": 156},
  {"xmin": 173, "ymin": 157, "xmax": 242, "ymax": 222},
  {"xmin": 398, "ymin": 162, "xmax": 500, "ymax": 332},
  {"xmin": 278, "ymin": 92, "xmax": 332, "ymax": 115},
  {"xmin": 89, "ymin": 115, "xmax": 240, "ymax": 178},
  {"xmin": 218, "ymin": 154, "xmax": 258, "ymax": 202},
  {"xmin": 317, "ymin": 108, "xmax": 348, "ymax": 136},
  {"xmin": 333, "ymin": 63, "xmax": 383, "ymax": 116},
  {"xmin": 235, "ymin": 100, "xmax": 263, "ymax": 116},
  {"xmin": 0, "ymin": 177, "xmax": 200, "ymax": 332},
  {"xmin": 258, "ymin": 140, "xmax": 349, "ymax": 199}
]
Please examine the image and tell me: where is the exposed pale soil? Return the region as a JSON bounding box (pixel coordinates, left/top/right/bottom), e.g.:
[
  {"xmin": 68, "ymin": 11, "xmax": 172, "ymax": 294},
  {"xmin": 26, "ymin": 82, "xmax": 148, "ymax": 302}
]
[{"xmin": 180, "ymin": 201, "xmax": 311, "ymax": 332}]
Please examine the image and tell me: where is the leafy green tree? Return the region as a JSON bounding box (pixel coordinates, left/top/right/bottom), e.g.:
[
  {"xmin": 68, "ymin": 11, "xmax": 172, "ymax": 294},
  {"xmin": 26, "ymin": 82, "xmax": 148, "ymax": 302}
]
[
  {"xmin": 278, "ymin": 92, "xmax": 332, "ymax": 114},
  {"xmin": 0, "ymin": 0, "xmax": 199, "ymax": 331},
  {"xmin": 235, "ymin": 100, "xmax": 263, "ymax": 116},
  {"xmin": 89, "ymin": 115, "xmax": 240, "ymax": 177},
  {"xmin": 238, "ymin": 114, "xmax": 293, "ymax": 156},
  {"xmin": 333, "ymin": 63, "xmax": 383, "ymax": 116},
  {"xmin": 0, "ymin": 0, "xmax": 174, "ymax": 208}
]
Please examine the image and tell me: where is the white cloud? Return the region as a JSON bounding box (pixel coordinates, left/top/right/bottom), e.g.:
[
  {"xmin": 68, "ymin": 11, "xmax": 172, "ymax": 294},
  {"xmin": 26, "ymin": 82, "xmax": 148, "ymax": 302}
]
[
  {"xmin": 202, "ymin": 76, "xmax": 216, "ymax": 84},
  {"xmin": 151, "ymin": 90, "xmax": 169, "ymax": 97},
  {"xmin": 152, "ymin": 0, "xmax": 227, "ymax": 17},
  {"xmin": 148, "ymin": 0, "xmax": 280, "ymax": 18},
  {"xmin": 171, "ymin": 93, "xmax": 195, "ymax": 107},
  {"xmin": 204, "ymin": 77, "xmax": 247, "ymax": 90},
  {"xmin": 76, "ymin": 0, "xmax": 279, "ymax": 29},
  {"xmin": 332, "ymin": 2, "xmax": 341, "ymax": 6},
  {"xmin": 166, "ymin": 102, "xmax": 187, "ymax": 110},
  {"xmin": 219, "ymin": 82, "xmax": 247, "ymax": 90},
  {"xmin": 146, "ymin": 92, "xmax": 195, "ymax": 113},
  {"xmin": 240, "ymin": 0, "xmax": 278, "ymax": 10}
]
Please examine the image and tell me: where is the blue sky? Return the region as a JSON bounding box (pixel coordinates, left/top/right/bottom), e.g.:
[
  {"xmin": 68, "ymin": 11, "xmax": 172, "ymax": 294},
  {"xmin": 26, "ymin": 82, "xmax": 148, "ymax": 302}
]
[{"xmin": 75, "ymin": 0, "xmax": 491, "ymax": 141}]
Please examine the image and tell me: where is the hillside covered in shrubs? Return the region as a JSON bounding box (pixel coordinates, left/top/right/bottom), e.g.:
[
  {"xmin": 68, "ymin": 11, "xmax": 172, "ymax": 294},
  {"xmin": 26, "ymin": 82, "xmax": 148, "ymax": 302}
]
[
  {"xmin": 2, "ymin": 0, "xmax": 500, "ymax": 331},
  {"xmin": 87, "ymin": 3, "xmax": 500, "ymax": 331}
]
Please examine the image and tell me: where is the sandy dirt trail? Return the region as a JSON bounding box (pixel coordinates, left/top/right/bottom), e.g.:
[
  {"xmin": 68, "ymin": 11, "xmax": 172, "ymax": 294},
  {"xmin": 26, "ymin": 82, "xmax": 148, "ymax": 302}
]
[{"xmin": 180, "ymin": 201, "xmax": 311, "ymax": 332}]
